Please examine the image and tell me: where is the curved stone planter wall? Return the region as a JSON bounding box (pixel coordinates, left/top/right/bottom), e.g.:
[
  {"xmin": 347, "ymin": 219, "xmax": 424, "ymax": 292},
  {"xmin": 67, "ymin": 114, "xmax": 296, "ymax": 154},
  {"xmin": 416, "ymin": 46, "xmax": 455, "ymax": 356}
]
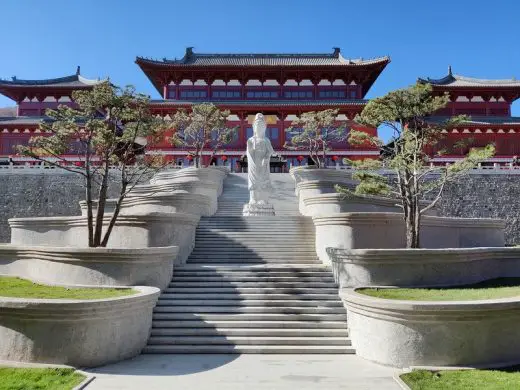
[
  {"xmin": 151, "ymin": 167, "xmax": 227, "ymax": 196},
  {"xmin": 129, "ymin": 177, "xmax": 218, "ymax": 215},
  {"xmin": 313, "ymin": 213, "xmax": 505, "ymax": 264},
  {"xmin": 290, "ymin": 166, "xmax": 355, "ymax": 187},
  {"xmin": 0, "ymin": 284, "xmax": 159, "ymax": 367},
  {"xmin": 328, "ymin": 247, "xmax": 520, "ymax": 288},
  {"xmin": 291, "ymin": 167, "xmax": 358, "ymax": 215},
  {"xmin": 10, "ymin": 213, "xmax": 198, "ymax": 264},
  {"xmin": 0, "ymin": 245, "xmax": 178, "ymax": 290},
  {"xmin": 80, "ymin": 192, "xmax": 212, "ymax": 217},
  {"xmin": 343, "ymin": 288, "xmax": 520, "ymax": 368},
  {"xmin": 302, "ymin": 193, "xmax": 402, "ymax": 216}
]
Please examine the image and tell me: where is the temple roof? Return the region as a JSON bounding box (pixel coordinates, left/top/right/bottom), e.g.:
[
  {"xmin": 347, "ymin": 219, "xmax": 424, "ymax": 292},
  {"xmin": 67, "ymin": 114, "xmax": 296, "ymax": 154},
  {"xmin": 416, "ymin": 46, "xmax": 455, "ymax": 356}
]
[
  {"xmin": 0, "ymin": 116, "xmax": 50, "ymax": 126},
  {"xmin": 0, "ymin": 67, "xmax": 104, "ymax": 101},
  {"xmin": 418, "ymin": 67, "xmax": 520, "ymax": 88},
  {"xmin": 427, "ymin": 116, "xmax": 520, "ymax": 125},
  {"xmin": 137, "ymin": 48, "xmax": 390, "ymax": 67}
]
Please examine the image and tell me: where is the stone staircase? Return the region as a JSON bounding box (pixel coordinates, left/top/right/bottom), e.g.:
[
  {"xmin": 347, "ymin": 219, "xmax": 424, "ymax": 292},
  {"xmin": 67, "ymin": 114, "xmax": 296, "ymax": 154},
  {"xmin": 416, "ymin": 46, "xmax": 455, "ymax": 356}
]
[{"xmin": 143, "ymin": 173, "xmax": 353, "ymax": 354}]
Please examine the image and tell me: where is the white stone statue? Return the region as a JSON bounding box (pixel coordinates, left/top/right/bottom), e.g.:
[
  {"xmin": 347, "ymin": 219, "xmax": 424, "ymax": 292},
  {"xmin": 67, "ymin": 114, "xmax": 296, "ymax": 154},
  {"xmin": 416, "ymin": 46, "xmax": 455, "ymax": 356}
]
[{"xmin": 243, "ymin": 113, "xmax": 275, "ymax": 216}]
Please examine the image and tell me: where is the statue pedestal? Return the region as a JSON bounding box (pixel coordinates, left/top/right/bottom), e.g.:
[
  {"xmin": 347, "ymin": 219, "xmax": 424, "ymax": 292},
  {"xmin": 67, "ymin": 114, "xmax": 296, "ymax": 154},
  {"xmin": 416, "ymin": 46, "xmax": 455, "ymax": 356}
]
[{"xmin": 243, "ymin": 203, "xmax": 275, "ymax": 217}]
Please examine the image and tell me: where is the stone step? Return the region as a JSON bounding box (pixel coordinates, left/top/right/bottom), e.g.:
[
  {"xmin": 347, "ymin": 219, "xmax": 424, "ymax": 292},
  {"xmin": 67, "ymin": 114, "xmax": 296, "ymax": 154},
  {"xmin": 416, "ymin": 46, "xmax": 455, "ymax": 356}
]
[
  {"xmin": 150, "ymin": 327, "xmax": 349, "ymax": 337},
  {"xmin": 152, "ymin": 313, "xmax": 348, "ymax": 321},
  {"xmin": 168, "ymin": 276, "xmax": 334, "ymax": 283},
  {"xmin": 159, "ymin": 293, "xmax": 339, "ymax": 301},
  {"xmin": 151, "ymin": 320, "xmax": 348, "ymax": 329},
  {"xmin": 164, "ymin": 287, "xmax": 339, "ymax": 294},
  {"xmin": 176, "ymin": 265, "xmax": 330, "ymax": 271},
  {"xmin": 153, "ymin": 306, "xmax": 345, "ymax": 314},
  {"xmin": 187, "ymin": 255, "xmax": 319, "ymax": 259},
  {"xmin": 190, "ymin": 250, "xmax": 316, "ymax": 254},
  {"xmin": 186, "ymin": 260, "xmax": 321, "ymax": 264},
  {"xmin": 142, "ymin": 345, "xmax": 355, "ymax": 354},
  {"xmin": 156, "ymin": 299, "xmax": 342, "ymax": 307},
  {"xmin": 168, "ymin": 281, "xmax": 334, "ymax": 288},
  {"xmin": 172, "ymin": 272, "xmax": 333, "ymax": 278},
  {"xmin": 147, "ymin": 336, "xmax": 351, "ymax": 346}
]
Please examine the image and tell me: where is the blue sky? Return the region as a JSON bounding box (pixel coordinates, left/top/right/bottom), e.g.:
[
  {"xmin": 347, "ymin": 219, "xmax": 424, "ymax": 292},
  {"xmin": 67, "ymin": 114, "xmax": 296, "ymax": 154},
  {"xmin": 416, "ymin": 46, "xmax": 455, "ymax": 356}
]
[{"xmin": 1, "ymin": 0, "xmax": 519, "ymax": 141}]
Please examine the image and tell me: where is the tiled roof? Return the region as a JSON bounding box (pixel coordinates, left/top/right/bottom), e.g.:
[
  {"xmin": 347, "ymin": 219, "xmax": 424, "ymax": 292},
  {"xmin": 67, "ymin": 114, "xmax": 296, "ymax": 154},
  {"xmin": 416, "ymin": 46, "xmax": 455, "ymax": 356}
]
[
  {"xmin": 137, "ymin": 48, "xmax": 390, "ymax": 67},
  {"xmin": 0, "ymin": 70, "xmax": 104, "ymax": 88},
  {"xmin": 419, "ymin": 69, "xmax": 520, "ymax": 88},
  {"xmin": 0, "ymin": 116, "xmax": 50, "ymax": 125},
  {"xmin": 428, "ymin": 116, "xmax": 520, "ymax": 125},
  {"xmin": 149, "ymin": 99, "xmax": 367, "ymax": 107}
]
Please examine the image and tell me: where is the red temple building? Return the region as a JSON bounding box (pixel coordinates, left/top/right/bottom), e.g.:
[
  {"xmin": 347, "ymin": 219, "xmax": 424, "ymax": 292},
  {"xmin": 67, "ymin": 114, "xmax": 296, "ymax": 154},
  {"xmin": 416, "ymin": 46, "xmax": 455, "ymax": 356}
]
[
  {"xmin": 135, "ymin": 48, "xmax": 389, "ymax": 168},
  {"xmin": 418, "ymin": 67, "xmax": 520, "ymax": 164},
  {"xmin": 1, "ymin": 49, "xmax": 519, "ymax": 167},
  {"xmin": 0, "ymin": 67, "xmax": 104, "ymax": 161}
]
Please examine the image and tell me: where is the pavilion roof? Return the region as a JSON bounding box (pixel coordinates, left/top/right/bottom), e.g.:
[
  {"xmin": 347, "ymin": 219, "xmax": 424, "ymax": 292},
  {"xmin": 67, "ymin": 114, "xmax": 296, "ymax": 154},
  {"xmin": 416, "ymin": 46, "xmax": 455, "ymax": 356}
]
[
  {"xmin": 137, "ymin": 48, "xmax": 389, "ymax": 67},
  {"xmin": 136, "ymin": 48, "xmax": 390, "ymax": 98},
  {"xmin": 418, "ymin": 67, "xmax": 520, "ymax": 88},
  {"xmin": 0, "ymin": 67, "xmax": 105, "ymax": 101},
  {"xmin": 0, "ymin": 116, "xmax": 49, "ymax": 126}
]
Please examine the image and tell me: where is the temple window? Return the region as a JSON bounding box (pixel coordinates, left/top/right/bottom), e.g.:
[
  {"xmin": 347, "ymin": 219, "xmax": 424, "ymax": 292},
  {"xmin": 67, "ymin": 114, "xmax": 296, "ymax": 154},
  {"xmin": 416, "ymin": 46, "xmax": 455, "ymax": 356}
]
[
  {"xmin": 212, "ymin": 90, "xmax": 241, "ymax": 98},
  {"xmin": 284, "ymin": 91, "xmax": 313, "ymax": 99},
  {"xmin": 245, "ymin": 91, "xmax": 278, "ymax": 98},
  {"xmin": 319, "ymin": 90, "xmax": 346, "ymax": 98},
  {"xmin": 349, "ymin": 90, "xmax": 357, "ymax": 99},
  {"xmin": 179, "ymin": 90, "xmax": 208, "ymax": 99}
]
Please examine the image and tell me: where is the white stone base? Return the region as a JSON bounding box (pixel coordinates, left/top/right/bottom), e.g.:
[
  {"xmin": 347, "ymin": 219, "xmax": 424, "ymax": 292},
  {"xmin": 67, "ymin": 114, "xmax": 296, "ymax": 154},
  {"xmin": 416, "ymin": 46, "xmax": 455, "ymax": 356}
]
[{"xmin": 243, "ymin": 203, "xmax": 275, "ymax": 216}]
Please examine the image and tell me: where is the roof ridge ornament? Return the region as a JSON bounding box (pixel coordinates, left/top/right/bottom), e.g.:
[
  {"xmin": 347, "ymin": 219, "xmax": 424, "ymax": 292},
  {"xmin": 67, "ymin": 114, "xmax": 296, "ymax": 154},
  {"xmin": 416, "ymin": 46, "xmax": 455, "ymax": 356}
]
[
  {"xmin": 76, "ymin": 66, "xmax": 81, "ymax": 76},
  {"xmin": 448, "ymin": 65, "xmax": 453, "ymax": 76},
  {"xmin": 333, "ymin": 47, "xmax": 341, "ymax": 56}
]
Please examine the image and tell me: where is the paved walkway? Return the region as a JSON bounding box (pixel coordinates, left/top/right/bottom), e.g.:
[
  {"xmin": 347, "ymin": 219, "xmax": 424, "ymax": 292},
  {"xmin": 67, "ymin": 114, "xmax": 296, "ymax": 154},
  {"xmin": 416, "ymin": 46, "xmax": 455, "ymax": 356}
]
[{"xmin": 85, "ymin": 354, "xmax": 400, "ymax": 390}]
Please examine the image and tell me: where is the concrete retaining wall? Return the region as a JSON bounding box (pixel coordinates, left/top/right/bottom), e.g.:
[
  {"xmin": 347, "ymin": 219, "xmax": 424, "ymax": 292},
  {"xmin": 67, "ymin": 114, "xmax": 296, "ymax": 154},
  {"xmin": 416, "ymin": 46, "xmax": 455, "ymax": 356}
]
[
  {"xmin": 0, "ymin": 284, "xmax": 159, "ymax": 367},
  {"xmin": 344, "ymin": 288, "xmax": 520, "ymax": 368},
  {"xmin": 0, "ymin": 245, "xmax": 178, "ymax": 290}
]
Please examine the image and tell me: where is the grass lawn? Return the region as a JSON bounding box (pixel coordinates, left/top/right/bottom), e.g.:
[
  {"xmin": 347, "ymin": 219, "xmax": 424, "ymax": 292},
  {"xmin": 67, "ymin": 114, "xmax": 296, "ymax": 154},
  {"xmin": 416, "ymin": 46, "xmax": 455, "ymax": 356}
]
[
  {"xmin": 357, "ymin": 278, "xmax": 520, "ymax": 301},
  {"xmin": 0, "ymin": 276, "xmax": 135, "ymax": 299},
  {"xmin": 401, "ymin": 368, "xmax": 520, "ymax": 390},
  {"xmin": 0, "ymin": 367, "xmax": 85, "ymax": 390}
]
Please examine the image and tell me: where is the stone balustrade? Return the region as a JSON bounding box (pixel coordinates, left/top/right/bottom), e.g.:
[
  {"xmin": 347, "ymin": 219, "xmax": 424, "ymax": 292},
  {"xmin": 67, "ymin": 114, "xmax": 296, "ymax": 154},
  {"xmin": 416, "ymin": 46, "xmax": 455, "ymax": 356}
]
[{"xmin": 0, "ymin": 283, "xmax": 159, "ymax": 367}]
